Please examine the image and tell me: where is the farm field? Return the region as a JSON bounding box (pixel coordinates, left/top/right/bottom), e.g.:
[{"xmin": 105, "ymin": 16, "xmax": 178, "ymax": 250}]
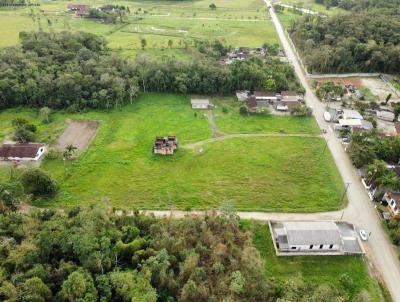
[
  {"xmin": 248, "ymin": 221, "xmax": 389, "ymax": 301},
  {"xmin": 0, "ymin": 0, "xmax": 279, "ymax": 59},
  {"xmin": 278, "ymin": 0, "xmax": 346, "ymax": 15},
  {"xmin": 212, "ymin": 97, "xmax": 320, "ymax": 134},
  {"xmin": 0, "ymin": 93, "xmax": 345, "ymax": 211}
]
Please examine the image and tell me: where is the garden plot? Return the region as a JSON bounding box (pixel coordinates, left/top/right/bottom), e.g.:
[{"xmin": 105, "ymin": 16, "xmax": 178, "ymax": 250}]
[{"xmin": 56, "ymin": 120, "xmax": 99, "ymax": 152}]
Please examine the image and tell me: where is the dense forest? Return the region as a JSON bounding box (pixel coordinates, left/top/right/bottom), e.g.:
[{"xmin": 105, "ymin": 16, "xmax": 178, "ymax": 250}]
[
  {"xmin": 0, "ymin": 205, "xmax": 375, "ymax": 301},
  {"xmin": 0, "ymin": 31, "xmax": 302, "ymax": 110},
  {"xmin": 291, "ymin": 0, "xmax": 400, "ymax": 73}
]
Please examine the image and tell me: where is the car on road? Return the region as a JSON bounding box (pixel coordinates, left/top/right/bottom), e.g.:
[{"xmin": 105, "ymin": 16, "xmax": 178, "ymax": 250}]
[{"xmin": 359, "ymin": 229, "xmax": 368, "ymax": 241}]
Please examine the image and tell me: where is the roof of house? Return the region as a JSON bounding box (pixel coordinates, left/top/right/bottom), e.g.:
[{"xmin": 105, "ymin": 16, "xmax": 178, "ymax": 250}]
[
  {"xmin": 387, "ymin": 192, "xmax": 400, "ymax": 207},
  {"xmin": 191, "ymin": 98, "xmax": 210, "ymax": 105},
  {"xmin": 342, "ymin": 109, "xmax": 363, "ymax": 120},
  {"xmin": 0, "ymin": 144, "xmax": 44, "ymax": 159},
  {"xmin": 254, "ymin": 91, "xmax": 276, "ymax": 97},
  {"xmin": 338, "ymin": 119, "xmax": 362, "ymax": 127},
  {"xmin": 236, "ymin": 91, "xmax": 249, "ymax": 101},
  {"xmin": 284, "ymin": 99, "xmax": 301, "ymax": 110},
  {"xmin": 281, "ymin": 91, "xmax": 299, "ymax": 97},
  {"xmin": 246, "ymin": 96, "xmax": 257, "ymax": 108},
  {"xmin": 67, "ymin": 4, "xmax": 90, "ymax": 9},
  {"xmin": 284, "ymin": 221, "xmax": 342, "ymax": 246}
]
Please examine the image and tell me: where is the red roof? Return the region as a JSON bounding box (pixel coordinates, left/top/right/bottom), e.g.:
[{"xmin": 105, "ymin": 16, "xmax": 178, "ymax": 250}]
[{"xmin": 0, "ymin": 144, "xmax": 44, "ymax": 158}]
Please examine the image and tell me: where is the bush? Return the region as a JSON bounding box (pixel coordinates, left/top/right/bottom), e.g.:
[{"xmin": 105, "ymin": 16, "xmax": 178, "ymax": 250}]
[
  {"xmin": 222, "ymin": 106, "xmax": 228, "ymax": 113},
  {"xmin": 239, "ymin": 106, "xmax": 248, "ymax": 115},
  {"xmin": 13, "ymin": 127, "xmax": 35, "ymax": 143},
  {"xmin": 20, "ymin": 169, "xmax": 58, "ymax": 197}
]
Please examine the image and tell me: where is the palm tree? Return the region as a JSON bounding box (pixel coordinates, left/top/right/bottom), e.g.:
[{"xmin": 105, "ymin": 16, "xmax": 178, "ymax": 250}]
[{"xmin": 63, "ymin": 144, "xmax": 77, "ymax": 161}]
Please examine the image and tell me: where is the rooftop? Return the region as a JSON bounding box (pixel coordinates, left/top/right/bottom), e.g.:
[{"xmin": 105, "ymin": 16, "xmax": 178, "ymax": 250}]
[
  {"xmin": 0, "ymin": 143, "xmax": 44, "ymax": 159},
  {"xmin": 284, "ymin": 221, "xmax": 342, "ymax": 246}
]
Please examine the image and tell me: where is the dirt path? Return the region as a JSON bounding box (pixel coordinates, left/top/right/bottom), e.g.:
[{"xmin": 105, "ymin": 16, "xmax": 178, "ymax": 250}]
[
  {"xmin": 206, "ymin": 110, "xmax": 224, "ymax": 138},
  {"xmin": 183, "ymin": 132, "xmax": 321, "ymax": 150}
]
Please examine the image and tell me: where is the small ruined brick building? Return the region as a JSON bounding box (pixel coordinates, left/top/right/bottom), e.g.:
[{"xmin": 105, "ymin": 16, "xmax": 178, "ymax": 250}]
[{"xmin": 153, "ymin": 136, "xmax": 178, "ymax": 155}]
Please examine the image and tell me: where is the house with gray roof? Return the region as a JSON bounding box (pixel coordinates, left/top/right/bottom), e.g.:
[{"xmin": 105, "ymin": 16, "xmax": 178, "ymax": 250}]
[{"xmin": 269, "ymin": 220, "xmax": 364, "ymax": 256}]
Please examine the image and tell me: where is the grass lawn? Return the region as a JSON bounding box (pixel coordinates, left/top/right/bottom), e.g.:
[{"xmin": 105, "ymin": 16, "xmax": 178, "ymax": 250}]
[
  {"xmin": 212, "ymin": 97, "xmax": 320, "ymax": 134},
  {"xmin": 247, "ymin": 221, "xmax": 388, "ymax": 301},
  {"xmin": 280, "ymin": 0, "xmax": 346, "ymax": 15},
  {"xmin": 1, "ymin": 93, "xmax": 344, "ymax": 211},
  {"xmin": 0, "ymin": 0, "xmax": 279, "ymax": 59}
]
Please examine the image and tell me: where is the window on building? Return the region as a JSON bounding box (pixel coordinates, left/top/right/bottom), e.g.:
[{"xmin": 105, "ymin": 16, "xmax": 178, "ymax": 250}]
[
  {"xmin": 291, "ymin": 247, "xmax": 296, "ymax": 250},
  {"xmin": 394, "ymin": 206, "xmax": 398, "ymax": 212},
  {"xmin": 309, "ymin": 245, "xmax": 313, "ymax": 249},
  {"xmin": 391, "ymin": 200, "xmax": 395, "ymax": 206},
  {"xmin": 329, "ymin": 244, "xmax": 333, "ymax": 249},
  {"xmin": 319, "ymin": 244, "xmax": 323, "ymax": 249}
]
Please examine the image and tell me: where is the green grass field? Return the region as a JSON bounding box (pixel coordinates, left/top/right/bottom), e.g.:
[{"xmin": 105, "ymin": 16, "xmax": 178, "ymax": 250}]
[
  {"xmin": 0, "ymin": 93, "xmax": 345, "ymax": 212},
  {"xmin": 0, "ymin": 0, "xmax": 279, "ymax": 59},
  {"xmin": 212, "ymin": 97, "xmax": 320, "ymax": 134},
  {"xmin": 248, "ymin": 221, "xmax": 388, "ymax": 301}
]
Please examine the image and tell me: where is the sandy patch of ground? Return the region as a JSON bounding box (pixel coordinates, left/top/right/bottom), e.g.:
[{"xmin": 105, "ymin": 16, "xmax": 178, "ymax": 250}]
[
  {"xmin": 56, "ymin": 120, "xmax": 99, "ymax": 152},
  {"xmin": 361, "ymin": 78, "xmax": 399, "ymax": 102}
]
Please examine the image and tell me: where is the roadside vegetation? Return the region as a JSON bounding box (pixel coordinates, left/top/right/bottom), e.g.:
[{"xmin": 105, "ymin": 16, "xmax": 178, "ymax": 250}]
[
  {"xmin": 0, "ymin": 195, "xmax": 387, "ymax": 302},
  {"xmin": 287, "ymin": 0, "xmax": 400, "ymax": 73},
  {"xmin": 0, "ymin": 31, "xmax": 300, "ymax": 111}
]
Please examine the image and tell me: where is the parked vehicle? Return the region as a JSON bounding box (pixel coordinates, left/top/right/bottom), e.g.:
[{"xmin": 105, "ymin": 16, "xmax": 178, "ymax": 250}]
[{"xmin": 359, "ymin": 229, "xmax": 368, "ymax": 241}]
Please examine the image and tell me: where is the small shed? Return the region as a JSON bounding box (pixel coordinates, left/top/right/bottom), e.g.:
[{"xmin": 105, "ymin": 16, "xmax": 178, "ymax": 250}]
[
  {"xmin": 191, "ymin": 99, "xmax": 210, "ymax": 109},
  {"xmin": 236, "ymin": 91, "xmax": 250, "ymax": 102}
]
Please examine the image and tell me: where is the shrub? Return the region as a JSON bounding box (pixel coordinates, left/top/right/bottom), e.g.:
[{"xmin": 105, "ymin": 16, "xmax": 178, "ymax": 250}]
[
  {"xmin": 20, "ymin": 169, "xmax": 58, "ymax": 197},
  {"xmin": 239, "ymin": 106, "xmax": 248, "ymax": 115}
]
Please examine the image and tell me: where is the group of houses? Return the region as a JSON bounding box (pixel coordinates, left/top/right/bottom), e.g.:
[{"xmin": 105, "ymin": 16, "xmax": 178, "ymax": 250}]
[
  {"xmin": 67, "ymin": 3, "xmax": 121, "ymax": 17},
  {"xmin": 361, "ymin": 166, "xmax": 400, "ymax": 220},
  {"xmin": 67, "ymin": 3, "xmax": 90, "ymax": 17},
  {"xmin": 236, "ymin": 90, "xmax": 303, "ymax": 114},
  {"xmin": 325, "ymin": 107, "xmax": 400, "ymax": 136},
  {"xmin": 221, "ymin": 47, "xmax": 284, "ymax": 65},
  {"xmin": 153, "ymin": 136, "xmax": 178, "ymax": 155}
]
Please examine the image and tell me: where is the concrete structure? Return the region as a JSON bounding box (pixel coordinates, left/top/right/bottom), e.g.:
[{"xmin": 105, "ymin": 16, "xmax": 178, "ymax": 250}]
[
  {"xmin": 0, "ymin": 144, "xmax": 46, "ymax": 161},
  {"xmin": 236, "ymin": 91, "xmax": 250, "ymax": 102},
  {"xmin": 191, "ymin": 98, "xmax": 211, "ymax": 109},
  {"xmin": 269, "ymin": 220, "xmax": 364, "ymax": 256}
]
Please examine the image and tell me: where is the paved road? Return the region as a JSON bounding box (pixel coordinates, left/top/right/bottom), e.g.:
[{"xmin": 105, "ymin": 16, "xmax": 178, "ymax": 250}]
[{"xmin": 265, "ymin": 2, "xmax": 400, "ymax": 300}]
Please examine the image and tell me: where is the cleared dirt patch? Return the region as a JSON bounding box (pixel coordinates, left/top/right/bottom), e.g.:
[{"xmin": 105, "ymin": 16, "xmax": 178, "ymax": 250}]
[
  {"xmin": 315, "ymin": 77, "xmax": 362, "ymax": 86},
  {"xmin": 56, "ymin": 120, "xmax": 99, "ymax": 152}
]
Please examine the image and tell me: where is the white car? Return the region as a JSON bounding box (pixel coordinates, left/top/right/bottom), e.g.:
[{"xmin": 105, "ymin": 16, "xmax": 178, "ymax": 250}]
[{"xmin": 359, "ymin": 229, "xmax": 368, "ymax": 241}]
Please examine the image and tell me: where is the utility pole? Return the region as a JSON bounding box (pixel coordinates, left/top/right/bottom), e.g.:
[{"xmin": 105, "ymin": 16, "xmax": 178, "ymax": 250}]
[{"xmin": 340, "ymin": 182, "xmax": 350, "ymax": 205}]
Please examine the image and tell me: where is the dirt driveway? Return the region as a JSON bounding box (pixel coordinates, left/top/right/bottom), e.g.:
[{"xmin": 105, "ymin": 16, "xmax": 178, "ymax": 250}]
[{"xmin": 56, "ymin": 120, "xmax": 99, "ymax": 152}]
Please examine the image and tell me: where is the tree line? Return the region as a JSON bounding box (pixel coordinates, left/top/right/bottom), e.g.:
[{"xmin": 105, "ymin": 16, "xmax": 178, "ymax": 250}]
[
  {"xmin": 0, "ymin": 31, "xmax": 302, "ymax": 111},
  {"xmin": 290, "ymin": 1, "xmax": 400, "ymax": 73},
  {"xmin": 0, "ymin": 201, "xmax": 374, "ymax": 301}
]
